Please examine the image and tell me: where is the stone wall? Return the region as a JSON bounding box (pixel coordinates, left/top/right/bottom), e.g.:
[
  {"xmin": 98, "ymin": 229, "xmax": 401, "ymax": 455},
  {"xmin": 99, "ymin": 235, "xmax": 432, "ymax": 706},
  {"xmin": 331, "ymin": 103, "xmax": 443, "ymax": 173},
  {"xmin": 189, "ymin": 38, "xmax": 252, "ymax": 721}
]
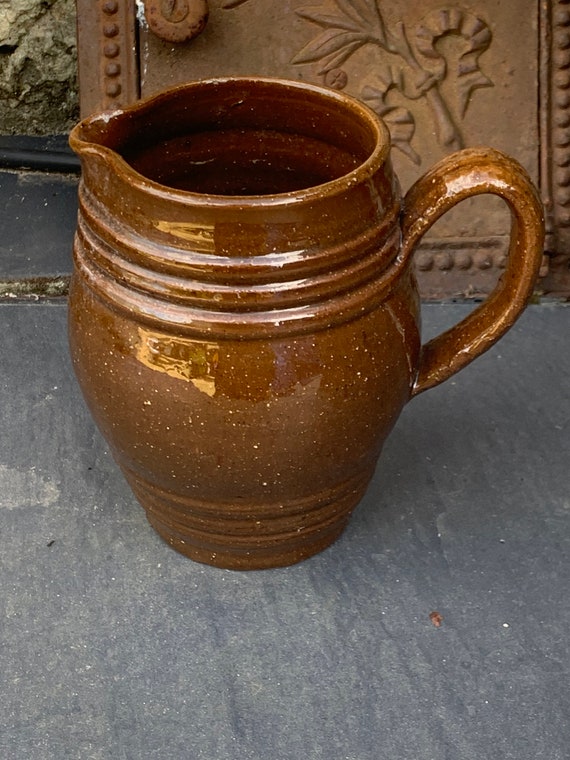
[{"xmin": 0, "ymin": 0, "xmax": 78, "ymax": 134}]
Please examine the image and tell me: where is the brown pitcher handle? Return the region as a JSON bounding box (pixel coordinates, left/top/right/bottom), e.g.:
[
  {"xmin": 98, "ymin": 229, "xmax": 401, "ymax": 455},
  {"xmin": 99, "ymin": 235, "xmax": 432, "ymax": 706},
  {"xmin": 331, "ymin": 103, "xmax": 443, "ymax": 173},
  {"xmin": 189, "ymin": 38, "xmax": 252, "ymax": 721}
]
[{"xmin": 401, "ymin": 147, "xmax": 545, "ymax": 397}]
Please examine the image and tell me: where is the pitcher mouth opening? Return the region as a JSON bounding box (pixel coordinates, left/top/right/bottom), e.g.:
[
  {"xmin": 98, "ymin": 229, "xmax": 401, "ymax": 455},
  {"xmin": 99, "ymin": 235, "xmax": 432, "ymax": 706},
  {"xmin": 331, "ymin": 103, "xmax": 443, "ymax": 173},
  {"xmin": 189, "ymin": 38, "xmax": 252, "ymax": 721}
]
[{"xmin": 70, "ymin": 77, "xmax": 390, "ymax": 204}]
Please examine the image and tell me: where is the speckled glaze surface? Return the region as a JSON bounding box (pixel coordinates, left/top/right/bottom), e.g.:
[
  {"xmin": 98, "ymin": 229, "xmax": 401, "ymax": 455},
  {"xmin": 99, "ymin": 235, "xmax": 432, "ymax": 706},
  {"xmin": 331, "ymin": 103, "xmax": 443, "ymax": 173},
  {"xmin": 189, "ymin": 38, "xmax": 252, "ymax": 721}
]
[{"xmin": 68, "ymin": 78, "xmax": 544, "ymax": 569}]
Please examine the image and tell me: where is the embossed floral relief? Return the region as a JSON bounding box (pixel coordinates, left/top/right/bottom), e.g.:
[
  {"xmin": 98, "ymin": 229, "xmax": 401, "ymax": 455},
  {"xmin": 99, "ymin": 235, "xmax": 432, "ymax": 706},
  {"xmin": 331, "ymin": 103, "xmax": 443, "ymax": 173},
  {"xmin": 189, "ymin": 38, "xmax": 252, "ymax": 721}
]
[{"xmin": 224, "ymin": 0, "xmax": 493, "ymax": 165}]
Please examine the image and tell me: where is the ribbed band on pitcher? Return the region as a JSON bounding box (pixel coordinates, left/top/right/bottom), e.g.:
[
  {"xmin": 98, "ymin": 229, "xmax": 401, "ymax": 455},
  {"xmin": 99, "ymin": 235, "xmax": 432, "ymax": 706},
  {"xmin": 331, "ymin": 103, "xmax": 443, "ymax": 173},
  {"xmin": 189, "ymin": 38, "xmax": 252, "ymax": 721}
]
[
  {"xmin": 73, "ymin": 186, "xmax": 409, "ymax": 339},
  {"xmin": 124, "ymin": 463, "xmax": 376, "ymax": 569}
]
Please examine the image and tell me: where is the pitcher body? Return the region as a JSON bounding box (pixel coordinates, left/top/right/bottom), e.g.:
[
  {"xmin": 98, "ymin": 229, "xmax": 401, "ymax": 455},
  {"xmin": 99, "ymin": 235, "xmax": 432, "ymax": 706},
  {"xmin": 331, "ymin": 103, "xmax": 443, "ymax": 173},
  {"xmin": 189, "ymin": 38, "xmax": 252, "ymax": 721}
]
[{"xmin": 69, "ymin": 78, "xmax": 544, "ymax": 568}]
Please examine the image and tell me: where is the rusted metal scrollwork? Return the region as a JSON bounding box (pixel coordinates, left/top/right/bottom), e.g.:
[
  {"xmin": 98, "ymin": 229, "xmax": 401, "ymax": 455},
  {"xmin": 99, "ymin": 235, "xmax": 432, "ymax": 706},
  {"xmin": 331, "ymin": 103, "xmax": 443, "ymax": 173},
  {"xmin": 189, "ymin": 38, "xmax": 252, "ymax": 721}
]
[{"xmin": 144, "ymin": 0, "xmax": 208, "ymax": 43}]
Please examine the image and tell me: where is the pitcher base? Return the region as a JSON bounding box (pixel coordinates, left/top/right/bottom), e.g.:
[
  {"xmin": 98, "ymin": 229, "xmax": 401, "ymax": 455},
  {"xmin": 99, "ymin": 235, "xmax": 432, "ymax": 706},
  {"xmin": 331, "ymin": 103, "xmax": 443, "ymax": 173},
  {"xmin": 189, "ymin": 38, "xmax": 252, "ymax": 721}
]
[{"xmin": 125, "ymin": 468, "xmax": 374, "ymax": 570}]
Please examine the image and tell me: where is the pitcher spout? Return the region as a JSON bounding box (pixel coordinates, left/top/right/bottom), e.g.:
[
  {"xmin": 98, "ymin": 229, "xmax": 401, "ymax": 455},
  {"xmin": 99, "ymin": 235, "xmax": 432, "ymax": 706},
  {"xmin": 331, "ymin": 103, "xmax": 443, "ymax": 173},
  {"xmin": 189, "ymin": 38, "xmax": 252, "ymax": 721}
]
[{"xmin": 69, "ymin": 106, "xmax": 137, "ymax": 193}]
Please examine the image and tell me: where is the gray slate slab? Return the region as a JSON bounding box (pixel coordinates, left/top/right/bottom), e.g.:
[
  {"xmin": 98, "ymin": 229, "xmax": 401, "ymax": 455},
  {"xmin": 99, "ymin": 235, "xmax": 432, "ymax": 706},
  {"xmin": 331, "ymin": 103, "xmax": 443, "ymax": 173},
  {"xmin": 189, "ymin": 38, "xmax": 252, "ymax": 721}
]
[
  {"xmin": 0, "ymin": 170, "xmax": 77, "ymax": 280},
  {"xmin": 0, "ymin": 302, "xmax": 569, "ymax": 759}
]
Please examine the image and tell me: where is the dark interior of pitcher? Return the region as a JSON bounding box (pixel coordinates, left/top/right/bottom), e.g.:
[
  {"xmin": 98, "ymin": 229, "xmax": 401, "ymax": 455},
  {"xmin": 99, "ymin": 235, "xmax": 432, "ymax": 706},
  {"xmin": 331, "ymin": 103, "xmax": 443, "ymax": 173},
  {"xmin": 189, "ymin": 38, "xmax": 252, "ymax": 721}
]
[
  {"xmin": 82, "ymin": 80, "xmax": 380, "ymax": 196},
  {"xmin": 125, "ymin": 128, "xmax": 365, "ymax": 195}
]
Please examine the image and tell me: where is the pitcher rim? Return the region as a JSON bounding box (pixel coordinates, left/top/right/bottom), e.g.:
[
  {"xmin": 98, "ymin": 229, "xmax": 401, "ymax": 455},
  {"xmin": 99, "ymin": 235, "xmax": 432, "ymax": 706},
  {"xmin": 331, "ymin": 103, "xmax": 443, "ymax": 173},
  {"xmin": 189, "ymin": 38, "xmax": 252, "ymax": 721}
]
[{"xmin": 69, "ymin": 76, "xmax": 392, "ymax": 209}]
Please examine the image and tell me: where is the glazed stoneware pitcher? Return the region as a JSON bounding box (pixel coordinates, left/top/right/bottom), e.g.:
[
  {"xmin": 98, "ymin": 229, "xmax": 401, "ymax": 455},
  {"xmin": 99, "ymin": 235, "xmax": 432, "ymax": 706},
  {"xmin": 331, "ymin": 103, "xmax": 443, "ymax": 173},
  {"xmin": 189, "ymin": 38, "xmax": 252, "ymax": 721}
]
[{"xmin": 69, "ymin": 78, "xmax": 544, "ymax": 570}]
